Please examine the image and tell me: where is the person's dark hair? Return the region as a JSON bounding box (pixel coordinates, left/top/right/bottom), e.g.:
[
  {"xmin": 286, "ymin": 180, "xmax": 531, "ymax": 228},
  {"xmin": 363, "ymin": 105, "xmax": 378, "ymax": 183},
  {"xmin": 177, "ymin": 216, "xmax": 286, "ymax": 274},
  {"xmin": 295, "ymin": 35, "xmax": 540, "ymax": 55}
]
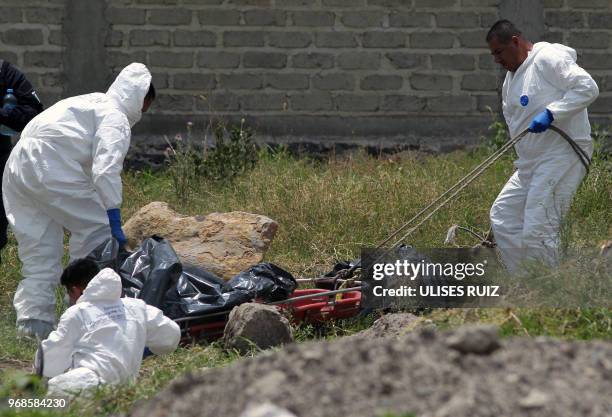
[
  {"xmin": 486, "ymin": 19, "xmax": 522, "ymax": 43},
  {"xmin": 60, "ymin": 258, "xmax": 100, "ymax": 289},
  {"xmin": 145, "ymin": 82, "xmax": 155, "ymax": 101}
]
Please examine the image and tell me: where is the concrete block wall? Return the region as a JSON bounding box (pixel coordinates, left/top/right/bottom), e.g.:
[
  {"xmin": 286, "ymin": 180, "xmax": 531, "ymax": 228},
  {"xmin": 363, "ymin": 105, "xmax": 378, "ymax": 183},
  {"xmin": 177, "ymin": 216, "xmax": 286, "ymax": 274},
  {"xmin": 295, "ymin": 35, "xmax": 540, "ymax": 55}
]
[
  {"xmin": 0, "ymin": 0, "xmax": 610, "ymax": 150},
  {"xmin": 0, "ymin": 0, "xmax": 66, "ymax": 106}
]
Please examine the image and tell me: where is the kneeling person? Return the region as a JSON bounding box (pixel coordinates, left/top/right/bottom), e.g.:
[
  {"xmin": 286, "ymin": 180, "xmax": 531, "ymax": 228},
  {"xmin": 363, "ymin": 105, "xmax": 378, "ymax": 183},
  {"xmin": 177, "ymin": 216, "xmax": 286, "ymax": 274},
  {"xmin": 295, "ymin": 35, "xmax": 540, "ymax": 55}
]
[{"xmin": 35, "ymin": 259, "xmax": 180, "ymax": 397}]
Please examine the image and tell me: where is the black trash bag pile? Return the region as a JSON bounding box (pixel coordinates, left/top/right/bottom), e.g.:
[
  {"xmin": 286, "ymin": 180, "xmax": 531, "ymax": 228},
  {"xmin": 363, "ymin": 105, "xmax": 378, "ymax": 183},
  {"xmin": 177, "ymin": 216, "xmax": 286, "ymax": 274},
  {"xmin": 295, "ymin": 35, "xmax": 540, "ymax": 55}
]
[{"xmin": 86, "ymin": 237, "xmax": 297, "ymax": 320}]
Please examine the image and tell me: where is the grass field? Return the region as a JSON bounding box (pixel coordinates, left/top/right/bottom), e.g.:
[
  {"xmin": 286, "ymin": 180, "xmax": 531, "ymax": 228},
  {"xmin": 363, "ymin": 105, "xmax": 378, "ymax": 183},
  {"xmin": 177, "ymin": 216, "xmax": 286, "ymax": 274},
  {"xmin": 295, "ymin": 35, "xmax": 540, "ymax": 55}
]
[{"xmin": 0, "ymin": 128, "xmax": 610, "ymax": 416}]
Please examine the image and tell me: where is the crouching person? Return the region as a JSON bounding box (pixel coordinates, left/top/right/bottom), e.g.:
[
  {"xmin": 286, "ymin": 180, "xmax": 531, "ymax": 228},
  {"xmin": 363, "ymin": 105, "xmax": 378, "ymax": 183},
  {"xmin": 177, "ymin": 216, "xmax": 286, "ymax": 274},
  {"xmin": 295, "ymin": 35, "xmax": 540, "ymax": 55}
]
[{"xmin": 35, "ymin": 259, "xmax": 180, "ymax": 398}]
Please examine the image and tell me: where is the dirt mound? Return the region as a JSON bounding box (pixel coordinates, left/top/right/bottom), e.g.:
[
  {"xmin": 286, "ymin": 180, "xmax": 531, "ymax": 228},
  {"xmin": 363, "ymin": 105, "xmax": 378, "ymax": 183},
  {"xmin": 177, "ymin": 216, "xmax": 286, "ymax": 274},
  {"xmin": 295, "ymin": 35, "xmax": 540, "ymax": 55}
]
[{"xmin": 129, "ymin": 325, "xmax": 611, "ymax": 417}]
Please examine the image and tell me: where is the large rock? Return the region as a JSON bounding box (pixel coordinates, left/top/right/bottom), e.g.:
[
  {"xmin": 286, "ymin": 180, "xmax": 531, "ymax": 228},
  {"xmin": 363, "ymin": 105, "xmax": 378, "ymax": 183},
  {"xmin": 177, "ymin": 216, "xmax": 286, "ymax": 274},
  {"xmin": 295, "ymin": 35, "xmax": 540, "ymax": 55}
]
[
  {"xmin": 123, "ymin": 202, "xmax": 278, "ymax": 280},
  {"xmin": 223, "ymin": 303, "xmax": 293, "ymax": 354}
]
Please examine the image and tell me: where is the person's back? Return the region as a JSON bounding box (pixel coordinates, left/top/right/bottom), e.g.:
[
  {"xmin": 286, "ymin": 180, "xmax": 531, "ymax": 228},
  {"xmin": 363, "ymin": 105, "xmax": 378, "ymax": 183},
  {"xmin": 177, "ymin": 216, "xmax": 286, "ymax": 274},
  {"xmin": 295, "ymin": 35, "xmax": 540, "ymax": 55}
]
[{"xmin": 38, "ymin": 259, "xmax": 180, "ymax": 396}]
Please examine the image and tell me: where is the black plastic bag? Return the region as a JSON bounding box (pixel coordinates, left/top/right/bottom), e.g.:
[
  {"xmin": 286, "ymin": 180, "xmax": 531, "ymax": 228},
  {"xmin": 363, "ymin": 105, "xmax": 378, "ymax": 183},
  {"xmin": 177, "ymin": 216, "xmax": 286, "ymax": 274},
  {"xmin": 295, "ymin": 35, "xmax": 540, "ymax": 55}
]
[
  {"xmin": 223, "ymin": 263, "xmax": 297, "ymax": 302},
  {"xmin": 119, "ymin": 236, "xmax": 182, "ymax": 308},
  {"xmin": 163, "ymin": 264, "xmax": 252, "ymax": 319}
]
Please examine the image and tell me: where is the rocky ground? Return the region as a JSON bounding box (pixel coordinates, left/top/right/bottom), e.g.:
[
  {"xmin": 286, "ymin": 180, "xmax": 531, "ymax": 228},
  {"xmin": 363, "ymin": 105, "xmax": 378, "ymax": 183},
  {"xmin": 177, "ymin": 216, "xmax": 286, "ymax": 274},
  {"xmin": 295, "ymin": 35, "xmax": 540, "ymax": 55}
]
[{"xmin": 128, "ymin": 319, "xmax": 611, "ymax": 417}]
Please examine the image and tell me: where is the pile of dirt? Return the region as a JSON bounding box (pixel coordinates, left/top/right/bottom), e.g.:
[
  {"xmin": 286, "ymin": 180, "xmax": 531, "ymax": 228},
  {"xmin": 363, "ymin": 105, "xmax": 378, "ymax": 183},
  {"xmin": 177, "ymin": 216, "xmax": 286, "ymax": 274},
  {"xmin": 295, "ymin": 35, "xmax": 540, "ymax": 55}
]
[{"xmin": 129, "ymin": 324, "xmax": 611, "ymax": 417}]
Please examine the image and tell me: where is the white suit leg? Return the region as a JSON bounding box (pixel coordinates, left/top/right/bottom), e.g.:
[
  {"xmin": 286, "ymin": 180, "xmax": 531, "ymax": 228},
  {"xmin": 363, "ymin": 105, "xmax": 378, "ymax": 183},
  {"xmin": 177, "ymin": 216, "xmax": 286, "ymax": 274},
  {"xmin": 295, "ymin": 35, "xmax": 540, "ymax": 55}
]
[
  {"xmin": 47, "ymin": 367, "xmax": 101, "ymax": 398},
  {"xmin": 490, "ymin": 170, "xmax": 529, "ymax": 273},
  {"xmin": 3, "ymin": 182, "xmax": 64, "ymax": 325},
  {"xmin": 522, "ymin": 150, "xmax": 589, "ymax": 267}
]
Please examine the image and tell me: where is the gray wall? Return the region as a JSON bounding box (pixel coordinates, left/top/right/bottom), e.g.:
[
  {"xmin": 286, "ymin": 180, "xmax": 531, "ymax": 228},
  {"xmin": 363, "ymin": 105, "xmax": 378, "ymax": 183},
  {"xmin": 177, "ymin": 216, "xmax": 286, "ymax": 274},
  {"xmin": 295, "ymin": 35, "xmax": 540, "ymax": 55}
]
[{"xmin": 0, "ymin": 0, "xmax": 610, "ymax": 154}]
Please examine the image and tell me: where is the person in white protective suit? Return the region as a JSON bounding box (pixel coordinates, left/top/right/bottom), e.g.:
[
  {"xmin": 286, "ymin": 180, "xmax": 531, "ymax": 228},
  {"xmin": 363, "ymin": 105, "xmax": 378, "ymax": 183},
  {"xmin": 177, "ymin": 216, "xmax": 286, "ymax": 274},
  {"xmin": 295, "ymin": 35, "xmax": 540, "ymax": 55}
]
[
  {"xmin": 35, "ymin": 258, "xmax": 180, "ymax": 397},
  {"xmin": 2, "ymin": 63, "xmax": 155, "ymax": 340},
  {"xmin": 486, "ymin": 20, "xmax": 599, "ymax": 274}
]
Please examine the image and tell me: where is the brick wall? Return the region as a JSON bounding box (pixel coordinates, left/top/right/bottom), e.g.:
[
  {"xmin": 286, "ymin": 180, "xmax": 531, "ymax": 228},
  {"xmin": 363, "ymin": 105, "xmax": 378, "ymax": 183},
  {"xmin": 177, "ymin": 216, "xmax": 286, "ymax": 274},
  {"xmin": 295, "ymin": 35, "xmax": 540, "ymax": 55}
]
[{"xmin": 0, "ymin": 0, "xmax": 610, "ymax": 151}]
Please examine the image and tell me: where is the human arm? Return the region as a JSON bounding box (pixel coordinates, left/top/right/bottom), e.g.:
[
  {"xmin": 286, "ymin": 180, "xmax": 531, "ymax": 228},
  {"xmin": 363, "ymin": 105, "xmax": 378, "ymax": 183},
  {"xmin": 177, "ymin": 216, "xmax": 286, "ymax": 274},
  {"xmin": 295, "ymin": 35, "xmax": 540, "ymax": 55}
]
[
  {"xmin": 36, "ymin": 308, "xmax": 83, "ymax": 378},
  {"xmin": 144, "ymin": 304, "xmax": 180, "ymax": 355},
  {"xmin": 0, "ymin": 61, "xmax": 43, "ymax": 131},
  {"xmin": 536, "ymin": 50, "xmax": 599, "ymax": 121}
]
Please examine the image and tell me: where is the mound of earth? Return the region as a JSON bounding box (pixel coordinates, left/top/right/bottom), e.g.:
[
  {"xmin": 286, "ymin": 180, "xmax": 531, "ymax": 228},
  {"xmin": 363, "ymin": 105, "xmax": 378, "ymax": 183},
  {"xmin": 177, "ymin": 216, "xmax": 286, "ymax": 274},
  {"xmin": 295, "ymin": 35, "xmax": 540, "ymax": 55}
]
[{"xmin": 129, "ymin": 325, "xmax": 611, "ymax": 417}]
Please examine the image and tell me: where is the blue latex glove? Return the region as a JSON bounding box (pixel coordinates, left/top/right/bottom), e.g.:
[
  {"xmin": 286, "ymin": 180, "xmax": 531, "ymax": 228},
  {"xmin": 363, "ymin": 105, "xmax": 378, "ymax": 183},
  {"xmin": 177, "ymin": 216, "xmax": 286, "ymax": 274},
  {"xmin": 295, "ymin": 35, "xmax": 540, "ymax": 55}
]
[
  {"xmin": 107, "ymin": 208, "xmax": 127, "ymax": 247},
  {"xmin": 528, "ymin": 109, "xmax": 554, "ymax": 133}
]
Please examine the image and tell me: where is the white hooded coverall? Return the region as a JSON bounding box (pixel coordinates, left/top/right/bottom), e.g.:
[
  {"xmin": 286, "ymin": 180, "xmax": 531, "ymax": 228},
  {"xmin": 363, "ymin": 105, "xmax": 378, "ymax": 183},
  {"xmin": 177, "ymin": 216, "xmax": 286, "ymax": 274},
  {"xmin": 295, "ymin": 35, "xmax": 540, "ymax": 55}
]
[
  {"xmin": 2, "ymin": 63, "xmax": 151, "ymax": 326},
  {"xmin": 37, "ymin": 268, "xmax": 180, "ymax": 397},
  {"xmin": 490, "ymin": 42, "xmax": 599, "ymax": 273}
]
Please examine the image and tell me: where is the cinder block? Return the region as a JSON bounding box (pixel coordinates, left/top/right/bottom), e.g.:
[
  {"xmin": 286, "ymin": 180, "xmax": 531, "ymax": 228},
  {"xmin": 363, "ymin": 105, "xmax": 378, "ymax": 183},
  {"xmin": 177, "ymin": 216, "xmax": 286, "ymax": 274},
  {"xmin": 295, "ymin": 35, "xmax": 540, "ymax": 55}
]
[
  {"xmin": 476, "ymin": 94, "xmax": 501, "ymax": 112},
  {"xmin": 589, "ymin": 95, "xmax": 612, "ymax": 113},
  {"xmin": 24, "ymin": 51, "xmax": 62, "ymax": 67},
  {"xmin": 174, "ymin": 73, "xmax": 216, "ymax": 90},
  {"xmin": 313, "ymin": 73, "xmax": 355, "ymax": 90},
  {"xmin": 461, "ymin": 0, "xmax": 500, "ymax": 6},
  {"xmin": 588, "ymin": 12, "xmax": 612, "ymax": 29},
  {"xmin": 243, "ymin": 10, "xmax": 286, "ymax": 25},
  {"xmin": 545, "ymin": 11, "xmax": 584, "ymax": 29},
  {"xmin": 49, "ymin": 30, "xmax": 66, "ymax": 46},
  {"xmin": 174, "ymin": 30, "xmax": 216, "ymax": 47},
  {"xmin": 389, "ymin": 12, "xmax": 432, "ymax": 27},
  {"xmin": 431, "ymin": 54, "xmax": 475, "ymax": 70},
  {"xmin": 108, "ymin": 51, "xmax": 147, "ymax": 68},
  {"xmin": 227, "ymin": 0, "xmax": 272, "ymax": 5},
  {"xmin": 24, "ymin": 7, "xmax": 63, "ymax": 24},
  {"xmin": 361, "ymin": 75, "xmax": 403, "ymax": 90},
  {"xmin": 243, "ymin": 51, "xmax": 287, "ymax": 68},
  {"xmin": 315, "ymin": 32, "xmax": 357, "ymax": 47},
  {"xmin": 149, "ymin": 9, "xmax": 192, "ymax": 25},
  {"xmin": 386, "ymin": 52, "xmax": 427, "ymax": 69},
  {"xmin": 269, "ymin": 31, "xmax": 312, "ymax": 48},
  {"xmin": 461, "ymin": 73, "xmax": 497, "ymax": 91},
  {"xmin": 410, "ymin": 73, "xmax": 453, "ymax": 90},
  {"xmin": 223, "ymin": 31, "xmax": 265, "ymax": 46},
  {"xmin": 368, "ymin": 0, "xmax": 413, "ymax": 7},
  {"xmin": 130, "ymin": 30, "xmax": 170, "ymax": 46},
  {"xmin": 340, "ymin": 11, "xmax": 385, "ymax": 27},
  {"xmin": 414, "ymin": 0, "xmax": 458, "ymax": 8},
  {"xmin": 477, "ymin": 53, "xmax": 496, "ymax": 70},
  {"xmin": 540, "ymin": 31, "xmax": 564, "ymax": 44},
  {"xmin": 291, "ymin": 11, "xmax": 335, "ymax": 26},
  {"xmin": 218, "ymin": 73, "xmax": 264, "ymax": 89},
  {"xmin": 197, "ymin": 51, "xmax": 241, "ymax": 68},
  {"xmin": 241, "ymin": 94, "xmax": 287, "ymax": 111},
  {"xmin": 0, "ymin": 51, "xmax": 18, "ymax": 64},
  {"xmin": 291, "ymin": 52, "xmax": 334, "ymax": 69},
  {"xmin": 197, "ymin": 93, "xmax": 240, "ymax": 112},
  {"xmin": 290, "ymin": 93, "xmax": 333, "ymax": 111},
  {"xmin": 105, "ymin": 30, "xmax": 123, "ymax": 47},
  {"xmin": 479, "ymin": 12, "xmax": 498, "ymax": 28},
  {"xmin": 2, "ymin": 29, "xmax": 43, "ymax": 45},
  {"xmin": 106, "ymin": 7, "xmax": 146, "ymax": 25},
  {"xmin": 39, "ymin": 72, "xmax": 62, "ymax": 88},
  {"xmin": 0, "ymin": 8, "xmax": 22, "ymax": 23},
  {"xmin": 277, "ymin": 0, "xmax": 317, "ymax": 6},
  {"xmin": 338, "ymin": 52, "xmax": 381, "ymax": 69},
  {"xmin": 198, "ymin": 10, "xmax": 241, "ymax": 25},
  {"xmin": 436, "ymin": 12, "xmax": 479, "ymax": 28},
  {"xmin": 458, "ymin": 30, "xmax": 488, "ymax": 47},
  {"xmin": 382, "ymin": 95, "xmax": 426, "ymax": 112},
  {"xmin": 151, "ymin": 72, "xmax": 169, "ymax": 89},
  {"xmin": 568, "ymin": 31, "xmax": 610, "ymax": 49},
  {"xmin": 411, "ymin": 32, "xmax": 455, "ymax": 48},
  {"xmin": 334, "ymin": 94, "xmax": 379, "ymax": 111},
  {"xmin": 427, "ymin": 95, "xmax": 475, "ymax": 112},
  {"xmin": 149, "ymin": 51, "xmax": 193, "ymax": 68},
  {"xmin": 265, "ymin": 74, "xmax": 309, "ymax": 90},
  {"xmin": 542, "ymin": 0, "xmax": 564, "ymax": 7},
  {"xmin": 155, "ymin": 94, "xmax": 194, "ymax": 112},
  {"xmin": 362, "ymin": 32, "xmax": 406, "ymax": 48},
  {"xmin": 324, "ymin": 0, "xmax": 365, "ymax": 6},
  {"xmin": 567, "ymin": 0, "xmax": 609, "ymax": 8},
  {"xmin": 579, "ymin": 52, "xmax": 612, "ymax": 69}
]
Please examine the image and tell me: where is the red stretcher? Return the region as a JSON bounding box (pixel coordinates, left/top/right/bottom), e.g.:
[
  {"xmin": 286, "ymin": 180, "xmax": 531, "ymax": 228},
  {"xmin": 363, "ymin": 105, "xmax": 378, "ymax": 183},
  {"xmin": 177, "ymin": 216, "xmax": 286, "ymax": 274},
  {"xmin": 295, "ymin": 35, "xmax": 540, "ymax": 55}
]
[{"xmin": 177, "ymin": 286, "xmax": 362, "ymax": 343}]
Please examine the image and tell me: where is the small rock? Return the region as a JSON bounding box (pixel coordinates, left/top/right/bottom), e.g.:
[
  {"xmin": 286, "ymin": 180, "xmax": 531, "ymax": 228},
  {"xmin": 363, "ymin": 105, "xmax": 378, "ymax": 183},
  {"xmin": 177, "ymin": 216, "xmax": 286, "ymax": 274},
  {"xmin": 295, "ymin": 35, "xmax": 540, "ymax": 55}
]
[
  {"xmin": 354, "ymin": 313, "xmax": 434, "ymax": 339},
  {"xmin": 223, "ymin": 303, "xmax": 293, "ymax": 354},
  {"xmin": 445, "ymin": 325, "xmax": 500, "ymax": 355},
  {"xmin": 519, "ymin": 389, "xmax": 549, "ymax": 409},
  {"xmin": 239, "ymin": 402, "xmax": 298, "ymax": 417}
]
